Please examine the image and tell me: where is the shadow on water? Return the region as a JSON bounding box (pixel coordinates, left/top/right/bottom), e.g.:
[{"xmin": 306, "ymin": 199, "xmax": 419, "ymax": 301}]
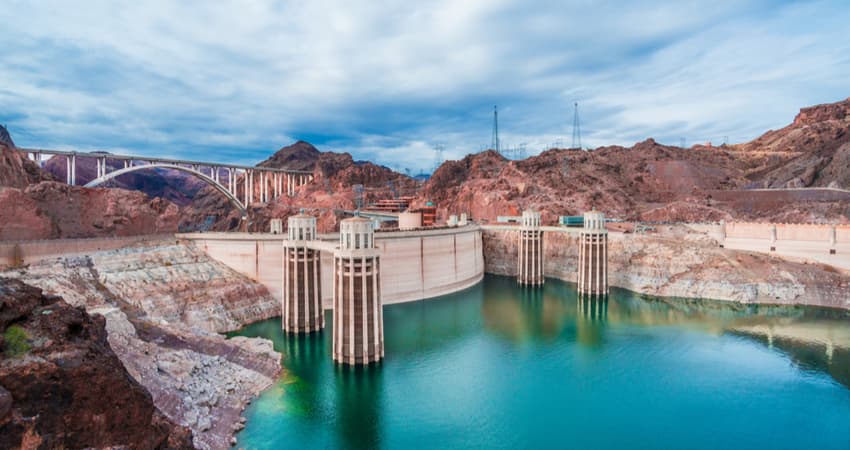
[
  {"xmin": 383, "ymin": 281, "xmax": 486, "ymax": 356},
  {"xmin": 333, "ymin": 364, "xmax": 384, "ymax": 450}
]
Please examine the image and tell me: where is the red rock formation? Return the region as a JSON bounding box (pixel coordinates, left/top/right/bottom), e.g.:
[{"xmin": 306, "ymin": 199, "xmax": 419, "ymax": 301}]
[
  {"xmin": 181, "ymin": 141, "xmax": 419, "ymax": 232},
  {"xmin": 0, "ymin": 182, "xmax": 179, "ymax": 240},
  {"xmin": 0, "ymin": 278, "xmax": 193, "ymax": 449},
  {"xmin": 421, "ymin": 98, "xmax": 850, "ymax": 224},
  {"xmin": 0, "ymin": 143, "xmax": 55, "ymax": 188}
]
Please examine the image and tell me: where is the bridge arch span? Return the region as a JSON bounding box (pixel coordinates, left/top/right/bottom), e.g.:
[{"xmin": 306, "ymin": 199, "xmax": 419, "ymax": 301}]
[{"xmin": 84, "ymin": 163, "xmax": 247, "ymax": 218}]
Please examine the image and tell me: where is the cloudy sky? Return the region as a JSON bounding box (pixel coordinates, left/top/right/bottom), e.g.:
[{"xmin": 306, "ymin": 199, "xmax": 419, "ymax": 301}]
[{"xmin": 1, "ymin": 0, "xmax": 848, "ymax": 173}]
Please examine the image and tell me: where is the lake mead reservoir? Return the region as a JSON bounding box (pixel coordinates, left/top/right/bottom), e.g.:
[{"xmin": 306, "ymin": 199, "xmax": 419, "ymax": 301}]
[{"xmin": 230, "ymin": 275, "xmax": 850, "ymax": 449}]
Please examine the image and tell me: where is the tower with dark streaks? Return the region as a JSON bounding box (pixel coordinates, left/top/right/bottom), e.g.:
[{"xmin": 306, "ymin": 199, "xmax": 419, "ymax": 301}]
[
  {"xmin": 333, "ymin": 215, "xmax": 384, "ymax": 365},
  {"xmin": 282, "ymin": 212, "xmax": 323, "ymax": 333},
  {"xmin": 578, "ymin": 209, "xmax": 608, "ymax": 296},
  {"xmin": 517, "ymin": 209, "xmax": 544, "ymax": 285}
]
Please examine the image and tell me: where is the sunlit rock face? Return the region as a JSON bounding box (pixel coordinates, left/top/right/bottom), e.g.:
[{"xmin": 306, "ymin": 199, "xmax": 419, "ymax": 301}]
[
  {"xmin": 5, "ymin": 243, "xmax": 283, "ymax": 449},
  {"xmin": 0, "ymin": 278, "xmax": 194, "ymax": 449}
]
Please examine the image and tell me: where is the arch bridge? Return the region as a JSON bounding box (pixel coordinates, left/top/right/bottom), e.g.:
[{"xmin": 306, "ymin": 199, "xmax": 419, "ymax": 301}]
[{"xmin": 20, "ymin": 148, "xmax": 314, "ymax": 218}]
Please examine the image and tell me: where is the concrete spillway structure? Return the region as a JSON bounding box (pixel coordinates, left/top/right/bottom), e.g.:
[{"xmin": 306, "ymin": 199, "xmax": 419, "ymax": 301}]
[
  {"xmin": 333, "ymin": 216, "xmax": 384, "ymax": 365},
  {"xmin": 578, "ymin": 209, "xmax": 608, "ymax": 296},
  {"xmin": 517, "ymin": 209, "xmax": 544, "ymax": 285},
  {"xmin": 282, "ymin": 213, "xmax": 323, "ymax": 333}
]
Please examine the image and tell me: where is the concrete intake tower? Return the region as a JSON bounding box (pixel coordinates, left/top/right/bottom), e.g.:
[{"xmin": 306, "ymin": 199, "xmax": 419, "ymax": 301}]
[
  {"xmin": 282, "ymin": 212, "xmax": 324, "ymax": 333},
  {"xmin": 578, "ymin": 209, "xmax": 608, "ymax": 296},
  {"xmin": 517, "ymin": 209, "xmax": 544, "ymax": 285},
  {"xmin": 333, "ymin": 215, "xmax": 384, "ymax": 365}
]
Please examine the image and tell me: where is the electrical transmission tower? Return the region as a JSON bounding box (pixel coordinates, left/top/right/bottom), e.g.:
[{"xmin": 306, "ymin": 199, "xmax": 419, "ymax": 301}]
[
  {"xmin": 571, "ymin": 102, "xmax": 581, "ymax": 150},
  {"xmin": 432, "ymin": 143, "xmax": 445, "ymax": 172},
  {"xmin": 491, "ymin": 105, "xmax": 500, "ymax": 152},
  {"xmin": 353, "ymin": 184, "xmax": 364, "ymax": 210}
]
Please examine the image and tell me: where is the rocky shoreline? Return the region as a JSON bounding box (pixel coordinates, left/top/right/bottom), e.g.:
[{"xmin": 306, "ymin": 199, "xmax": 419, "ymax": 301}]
[
  {"xmin": 2, "ymin": 241, "xmax": 282, "ymax": 449},
  {"xmin": 483, "ymin": 226, "xmax": 850, "ymax": 310}
]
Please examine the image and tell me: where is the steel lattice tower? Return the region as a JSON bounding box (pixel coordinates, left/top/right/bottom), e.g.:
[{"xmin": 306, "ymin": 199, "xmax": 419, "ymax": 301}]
[
  {"xmin": 572, "ymin": 102, "xmax": 581, "ymax": 150},
  {"xmin": 491, "ymin": 105, "xmax": 500, "ymax": 152}
]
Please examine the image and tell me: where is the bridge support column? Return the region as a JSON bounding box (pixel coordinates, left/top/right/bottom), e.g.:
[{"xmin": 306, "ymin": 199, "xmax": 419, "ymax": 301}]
[
  {"xmin": 283, "ymin": 212, "xmax": 323, "ymax": 333},
  {"xmin": 244, "ymin": 170, "xmax": 250, "ymax": 206},
  {"xmin": 517, "ymin": 209, "xmax": 544, "ymax": 285},
  {"xmin": 578, "ymin": 209, "xmax": 608, "ymax": 296},
  {"xmin": 333, "ymin": 215, "xmax": 383, "ymax": 365},
  {"xmin": 249, "ymin": 170, "xmax": 254, "ymax": 205}
]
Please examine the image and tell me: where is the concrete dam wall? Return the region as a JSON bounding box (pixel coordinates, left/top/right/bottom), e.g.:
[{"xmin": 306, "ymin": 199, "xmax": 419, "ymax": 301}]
[{"xmin": 179, "ymin": 225, "xmax": 485, "ymax": 307}]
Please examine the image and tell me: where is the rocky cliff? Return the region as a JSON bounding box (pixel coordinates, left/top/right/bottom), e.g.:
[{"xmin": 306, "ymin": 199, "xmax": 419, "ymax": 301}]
[
  {"xmin": 0, "ymin": 181, "xmax": 180, "ymax": 240},
  {"xmin": 423, "ymin": 98, "xmax": 850, "ymax": 224},
  {"xmin": 1, "ymin": 139, "xmax": 181, "ymax": 240},
  {"xmin": 3, "ymin": 242, "xmax": 282, "ymax": 449},
  {"xmin": 0, "ymin": 278, "xmax": 194, "ymax": 449},
  {"xmin": 0, "ymin": 142, "xmax": 55, "ymax": 189},
  {"xmin": 182, "ymin": 141, "xmax": 419, "ymax": 232},
  {"xmin": 483, "ymin": 227, "xmax": 850, "ymax": 309}
]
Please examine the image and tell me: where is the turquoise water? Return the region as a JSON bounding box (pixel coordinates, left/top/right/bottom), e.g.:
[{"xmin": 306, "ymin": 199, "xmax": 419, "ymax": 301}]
[{"xmin": 230, "ymin": 275, "xmax": 850, "ymax": 449}]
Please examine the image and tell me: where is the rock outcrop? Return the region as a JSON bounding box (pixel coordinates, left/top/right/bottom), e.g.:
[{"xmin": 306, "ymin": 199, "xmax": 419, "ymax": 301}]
[
  {"xmin": 421, "ymin": 98, "xmax": 850, "ymax": 224},
  {"xmin": 482, "ymin": 227, "xmax": 850, "ymax": 309},
  {"xmin": 182, "ymin": 141, "xmax": 419, "ymax": 232},
  {"xmin": 1, "ymin": 137, "xmax": 182, "ymax": 240},
  {"xmin": 3, "ymin": 242, "xmax": 282, "ymax": 449},
  {"xmin": 0, "ymin": 278, "xmax": 194, "ymax": 449},
  {"xmin": 0, "ymin": 181, "xmax": 180, "ymax": 240},
  {"xmin": 0, "ymin": 143, "xmax": 55, "ymax": 189}
]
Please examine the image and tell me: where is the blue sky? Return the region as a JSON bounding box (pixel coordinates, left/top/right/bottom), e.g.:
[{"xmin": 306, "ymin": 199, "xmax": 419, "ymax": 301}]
[{"xmin": 1, "ymin": 0, "xmax": 848, "ymax": 173}]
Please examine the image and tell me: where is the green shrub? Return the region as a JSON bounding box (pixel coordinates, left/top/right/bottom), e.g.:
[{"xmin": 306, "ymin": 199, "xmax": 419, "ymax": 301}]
[{"xmin": 3, "ymin": 325, "xmax": 30, "ymax": 358}]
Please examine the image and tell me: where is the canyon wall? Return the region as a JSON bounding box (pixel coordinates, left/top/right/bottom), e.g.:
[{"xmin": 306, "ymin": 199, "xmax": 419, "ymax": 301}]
[
  {"xmin": 2, "ymin": 243, "xmax": 282, "ymax": 449},
  {"xmin": 482, "ymin": 226, "xmax": 850, "ymax": 309}
]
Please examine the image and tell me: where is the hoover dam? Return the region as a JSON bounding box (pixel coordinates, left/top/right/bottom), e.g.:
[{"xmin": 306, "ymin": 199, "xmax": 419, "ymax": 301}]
[{"xmin": 3, "ymin": 6, "xmax": 850, "ymax": 446}]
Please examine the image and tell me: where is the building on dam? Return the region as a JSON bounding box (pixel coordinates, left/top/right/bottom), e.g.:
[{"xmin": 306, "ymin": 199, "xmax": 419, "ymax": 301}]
[{"xmin": 517, "ymin": 209, "xmax": 544, "ymax": 285}]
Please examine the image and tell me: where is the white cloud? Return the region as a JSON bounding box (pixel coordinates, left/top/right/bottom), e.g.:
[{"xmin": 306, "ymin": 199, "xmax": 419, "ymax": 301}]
[{"xmin": 0, "ymin": 0, "xmax": 847, "ymax": 169}]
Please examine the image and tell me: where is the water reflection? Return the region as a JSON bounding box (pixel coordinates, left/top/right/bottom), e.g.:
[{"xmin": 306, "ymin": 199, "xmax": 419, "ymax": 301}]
[
  {"xmin": 334, "ymin": 365, "xmax": 383, "ymax": 450},
  {"xmin": 481, "ymin": 279, "xmax": 573, "ymax": 342},
  {"xmin": 383, "ymin": 282, "xmax": 485, "ymax": 356},
  {"xmin": 229, "ymin": 275, "xmax": 850, "ymax": 449},
  {"xmin": 576, "ymin": 295, "xmax": 608, "ymax": 347}
]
